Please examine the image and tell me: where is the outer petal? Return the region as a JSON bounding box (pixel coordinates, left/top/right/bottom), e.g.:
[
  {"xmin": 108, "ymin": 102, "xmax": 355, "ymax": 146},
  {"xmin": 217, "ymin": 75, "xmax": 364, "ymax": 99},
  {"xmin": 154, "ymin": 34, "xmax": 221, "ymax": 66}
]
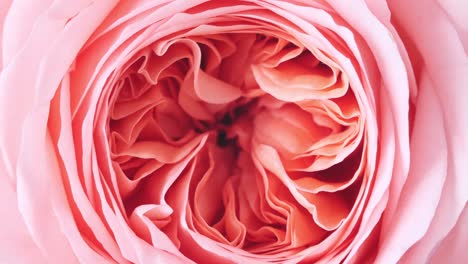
[
  {"xmin": 376, "ymin": 0, "xmax": 468, "ymax": 262},
  {"xmin": 375, "ymin": 71, "xmax": 448, "ymax": 263},
  {"xmin": 1, "ymin": 0, "xmax": 52, "ymax": 67},
  {"xmin": 437, "ymin": 0, "xmax": 468, "ymax": 53},
  {"xmin": 430, "ymin": 204, "xmax": 468, "ymax": 263},
  {"xmin": 0, "ymin": 0, "xmax": 120, "ymax": 262},
  {"xmin": 0, "ymin": 0, "xmax": 12, "ymax": 70},
  {"xmin": 0, "ymin": 155, "xmax": 46, "ymax": 264}
]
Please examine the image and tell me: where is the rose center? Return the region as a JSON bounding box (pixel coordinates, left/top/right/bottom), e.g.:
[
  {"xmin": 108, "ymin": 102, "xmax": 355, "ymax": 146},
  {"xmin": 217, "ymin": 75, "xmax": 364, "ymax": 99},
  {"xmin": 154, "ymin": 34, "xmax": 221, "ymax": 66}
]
[{"xmin": 107, "ymin": 32, "xmax": 362, "ymax": 255}]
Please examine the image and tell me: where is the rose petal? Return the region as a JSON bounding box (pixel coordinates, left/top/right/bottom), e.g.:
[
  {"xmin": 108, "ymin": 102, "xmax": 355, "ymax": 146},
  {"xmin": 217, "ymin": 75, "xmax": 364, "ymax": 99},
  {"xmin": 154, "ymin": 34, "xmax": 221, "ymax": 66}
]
[
  {"xmin": 430, "ymin": 204, "xmax": 468, "ymax": 263},
  {"xmin": 374, "ymin": 72, "xmax": 448, "ymax": 263},
  {"xmin": 0, "ymin": 155, "xmax": 47, "ymax": 264},
  {"xmin": 0, "ymin": 0, "xmax": 12, "ymax": 70},
  {"xmin": 381, "ymin": 0, "xmax": 468, "ymax": 261}
]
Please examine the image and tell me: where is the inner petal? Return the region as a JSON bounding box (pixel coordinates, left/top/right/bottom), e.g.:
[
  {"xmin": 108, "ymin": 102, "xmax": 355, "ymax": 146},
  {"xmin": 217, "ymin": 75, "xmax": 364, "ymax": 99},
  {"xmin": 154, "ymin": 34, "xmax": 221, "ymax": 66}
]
[{"xmin": 103, "ymin": 30, "xmax": 363, "ymax": 257}]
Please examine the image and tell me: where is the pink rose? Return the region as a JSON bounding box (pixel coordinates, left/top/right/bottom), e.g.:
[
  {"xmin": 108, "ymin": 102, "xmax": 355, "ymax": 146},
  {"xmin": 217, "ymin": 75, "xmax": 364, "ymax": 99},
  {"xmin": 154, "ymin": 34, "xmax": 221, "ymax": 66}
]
[{"xmin": 0, "ymin": 0, "xmax": 467, "ymax": 263}]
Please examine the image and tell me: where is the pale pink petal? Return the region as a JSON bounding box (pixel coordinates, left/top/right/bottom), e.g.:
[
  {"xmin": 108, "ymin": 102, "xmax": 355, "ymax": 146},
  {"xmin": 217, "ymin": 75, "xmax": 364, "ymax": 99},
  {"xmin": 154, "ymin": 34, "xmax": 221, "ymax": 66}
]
[
  {"xmin": 0, "ymin": 156, "xmax": 47, "ymax": 264},
  {"xmin": 430, "ymin": 204, "xmax": 468, "ymax": 263},
  {"xmin": 375, "ymin": 0, "xmax": 468, "ymax": 261},
  {"xmin": 0, "ymin": 0, "xmax": 12, "ymax": 70},
  {"xmin": 374, "ymin": 73, "xmax": 447, "ymax": 263},
  {"xmin": 437, "ymin": 0, "xmax": 468, "ymax": 53}
]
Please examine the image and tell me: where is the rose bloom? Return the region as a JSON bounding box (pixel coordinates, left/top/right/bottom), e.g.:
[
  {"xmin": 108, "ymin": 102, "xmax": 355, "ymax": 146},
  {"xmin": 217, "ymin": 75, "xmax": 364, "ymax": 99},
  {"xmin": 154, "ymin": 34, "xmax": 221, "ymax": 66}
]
[{"xmin": 0, "ymin": 0, "xmax": 467, "ymax": 263}]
